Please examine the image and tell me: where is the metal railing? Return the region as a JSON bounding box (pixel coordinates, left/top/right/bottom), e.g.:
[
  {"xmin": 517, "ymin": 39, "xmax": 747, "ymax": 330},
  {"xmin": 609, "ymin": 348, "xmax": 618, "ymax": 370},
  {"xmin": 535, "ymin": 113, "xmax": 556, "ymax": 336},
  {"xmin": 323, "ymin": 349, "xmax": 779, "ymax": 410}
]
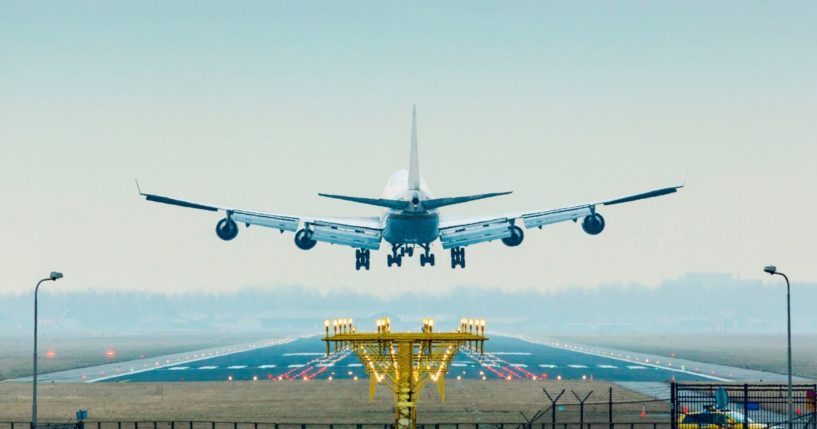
[
  {"xmin": 0, "ymin": 423, "xmax": 672, "ymax": 429},
  {"xmin": 671, "ymin": 383, "xmax": 817, "ymax": 429}
]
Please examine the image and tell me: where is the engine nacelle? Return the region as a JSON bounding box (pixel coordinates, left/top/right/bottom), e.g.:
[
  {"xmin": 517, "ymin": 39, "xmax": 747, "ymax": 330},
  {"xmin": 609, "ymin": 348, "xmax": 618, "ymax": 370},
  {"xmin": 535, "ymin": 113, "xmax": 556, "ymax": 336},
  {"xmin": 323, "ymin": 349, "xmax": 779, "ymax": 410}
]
[
  {"xmin": 581, "ymin": 213, "xmax": 605, "ymax": 235},
  {"xmin": 215, "ymin": 218, "xmax": 239, "ymax": 241},
  {"xmin": 502, "ymin": 225, "xmax": 525, "ymax": 247},
  {"xmin": 294, "ymin": 228, "xmax": 317, "ymax": 250}
]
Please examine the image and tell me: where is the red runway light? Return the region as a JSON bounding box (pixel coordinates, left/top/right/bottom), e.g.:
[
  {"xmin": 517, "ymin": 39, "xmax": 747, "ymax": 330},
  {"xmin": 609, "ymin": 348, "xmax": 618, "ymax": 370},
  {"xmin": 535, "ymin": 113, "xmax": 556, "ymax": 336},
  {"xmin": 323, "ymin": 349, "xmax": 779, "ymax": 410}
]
[
  {"xmin": 105, "ymin": 349, "xmax": 116, "ymax": 359},
  {"xmin": 46, "ymin": 350, "xmax": 56, "ymax": 359}
]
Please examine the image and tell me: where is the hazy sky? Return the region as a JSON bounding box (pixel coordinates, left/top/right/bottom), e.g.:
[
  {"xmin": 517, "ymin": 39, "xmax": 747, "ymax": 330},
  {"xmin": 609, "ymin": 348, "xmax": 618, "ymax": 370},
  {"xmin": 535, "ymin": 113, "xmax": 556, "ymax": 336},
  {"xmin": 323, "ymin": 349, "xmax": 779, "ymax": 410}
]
[{"xmin": 1, "ymin": 1, "xmax": 815, "ymax": 297}]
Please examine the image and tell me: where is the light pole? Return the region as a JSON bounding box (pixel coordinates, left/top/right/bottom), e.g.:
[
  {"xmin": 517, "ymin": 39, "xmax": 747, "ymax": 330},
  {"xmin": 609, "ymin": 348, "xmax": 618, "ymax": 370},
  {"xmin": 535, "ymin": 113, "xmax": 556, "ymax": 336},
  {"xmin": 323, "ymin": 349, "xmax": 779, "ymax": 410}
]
[
  {"xmin": 764, "ymin": 265, "xmax": 793, "ymax": 429},
  {"xmin": 32, "ymin": 271, "xmax": 63, "ymax": 429}
]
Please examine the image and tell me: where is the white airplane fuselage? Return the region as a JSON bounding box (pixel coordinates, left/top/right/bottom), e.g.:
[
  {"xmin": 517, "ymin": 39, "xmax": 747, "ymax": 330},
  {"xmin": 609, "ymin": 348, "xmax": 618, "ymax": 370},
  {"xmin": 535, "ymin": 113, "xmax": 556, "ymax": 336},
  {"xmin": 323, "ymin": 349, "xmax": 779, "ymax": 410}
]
[{"xmin": 379, "ymin": 169, "xmax": 440, "ymax": 245}]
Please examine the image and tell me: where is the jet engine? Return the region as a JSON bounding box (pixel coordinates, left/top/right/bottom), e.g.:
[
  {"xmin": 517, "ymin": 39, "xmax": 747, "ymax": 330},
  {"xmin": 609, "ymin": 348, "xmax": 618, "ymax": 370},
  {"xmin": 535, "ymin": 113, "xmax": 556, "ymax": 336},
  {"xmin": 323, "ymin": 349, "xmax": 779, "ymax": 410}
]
[
  {"xmin": 215, "ymin": 218, "xmax": 239, "ymax": 241},
  {"xmin": 501, "ymin": 225, "xmax": 524, "ymax": 247},
  {"xmin": 581, "ymin": 213, "xmax": 605, "ymax": 235},
  {"xmin": 294, "ymin": 229, "xmax": 317, "ymax": 250}
]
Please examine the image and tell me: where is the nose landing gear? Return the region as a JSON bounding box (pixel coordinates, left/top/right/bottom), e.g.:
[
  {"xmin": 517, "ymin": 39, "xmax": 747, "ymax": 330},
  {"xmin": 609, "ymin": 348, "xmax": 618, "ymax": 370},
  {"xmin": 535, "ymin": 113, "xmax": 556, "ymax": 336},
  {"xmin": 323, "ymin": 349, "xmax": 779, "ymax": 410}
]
[
  {"xmin": 450, "ymin": 247, "xmax": 466, "ymax": 269},
  {"xmin": 355, "ymin": 249, "xmax": 371, "ymax": 271}
]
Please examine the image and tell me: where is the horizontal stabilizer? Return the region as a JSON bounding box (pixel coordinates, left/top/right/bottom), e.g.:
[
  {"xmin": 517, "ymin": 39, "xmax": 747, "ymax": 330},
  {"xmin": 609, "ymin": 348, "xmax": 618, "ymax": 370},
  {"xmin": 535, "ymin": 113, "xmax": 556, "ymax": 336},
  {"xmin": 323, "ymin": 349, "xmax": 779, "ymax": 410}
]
[
  {"xmin": 318, "ymin": 193, "xmax": 408, "ymax": 210},
  {"xmin": 423, "ymin": 192, "xmax": 512, "ymax": 210},
  {"xmin": 603, "ymin": 186, "xmax": 680, "ymax": 206}
]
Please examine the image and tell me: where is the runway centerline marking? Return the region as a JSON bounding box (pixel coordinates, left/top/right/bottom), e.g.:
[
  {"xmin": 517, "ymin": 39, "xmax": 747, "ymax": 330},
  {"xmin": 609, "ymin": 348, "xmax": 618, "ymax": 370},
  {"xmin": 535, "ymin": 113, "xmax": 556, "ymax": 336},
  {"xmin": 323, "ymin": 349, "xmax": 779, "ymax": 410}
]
[
  {"xmin": 198, "ymin": 366, "xmax": 218, "ymax": 370},
  {"xmin": 227, "ymin": 365, "xmax": 246, "ymax": 369}
]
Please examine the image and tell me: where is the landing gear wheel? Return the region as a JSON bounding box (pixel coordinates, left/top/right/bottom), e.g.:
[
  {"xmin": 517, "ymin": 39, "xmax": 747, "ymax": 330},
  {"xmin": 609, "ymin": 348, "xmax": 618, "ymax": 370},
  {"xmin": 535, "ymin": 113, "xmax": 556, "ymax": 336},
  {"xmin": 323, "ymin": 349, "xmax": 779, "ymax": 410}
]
[
  {"xmin": 355, "ymin": 249, "xmax": 371, "ymax": 271},
  {"xmin": 419, "ymin": 245, "xmax": 435, "ymax": 267},
  {"xmin": 450, "ymin": 247, "xmax": 466, "ymax": 269},
  {"xmin": 406, "ymin": 247, "xmax": 414, "ymax": 257},
  {"xmin": 387, "ymin": 254, "xmax": 403, "ymax": 267}
]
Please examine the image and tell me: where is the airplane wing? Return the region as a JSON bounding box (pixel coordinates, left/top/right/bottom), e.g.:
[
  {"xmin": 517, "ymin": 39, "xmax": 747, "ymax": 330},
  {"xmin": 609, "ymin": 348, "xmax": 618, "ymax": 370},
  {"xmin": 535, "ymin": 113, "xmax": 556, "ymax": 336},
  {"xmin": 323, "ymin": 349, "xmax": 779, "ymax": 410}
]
[
  {"xmin": 137, "ymin": 182, "xmax": 383, "ymax": 250},
  {"xmin": 437, "ymin": 184, "xmax": 683, "ymax": 249}
]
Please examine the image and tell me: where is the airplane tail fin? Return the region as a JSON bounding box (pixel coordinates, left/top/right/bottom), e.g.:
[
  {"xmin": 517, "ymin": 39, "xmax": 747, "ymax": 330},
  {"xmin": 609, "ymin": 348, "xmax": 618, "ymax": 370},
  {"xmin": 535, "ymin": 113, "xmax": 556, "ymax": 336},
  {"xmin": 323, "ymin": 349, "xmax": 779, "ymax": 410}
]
[{"xmin": 408, "ymin": 105, "xmax": 420, "ymax": 190}]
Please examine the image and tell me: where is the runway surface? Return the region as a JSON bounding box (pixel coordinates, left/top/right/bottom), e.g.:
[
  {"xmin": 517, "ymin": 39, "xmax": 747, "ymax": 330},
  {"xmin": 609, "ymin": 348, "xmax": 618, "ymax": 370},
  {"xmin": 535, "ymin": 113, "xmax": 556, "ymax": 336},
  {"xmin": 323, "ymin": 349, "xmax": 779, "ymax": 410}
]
[{"xmin": 94, "ymin": 335, "xmax": 713, "ymax": 383}]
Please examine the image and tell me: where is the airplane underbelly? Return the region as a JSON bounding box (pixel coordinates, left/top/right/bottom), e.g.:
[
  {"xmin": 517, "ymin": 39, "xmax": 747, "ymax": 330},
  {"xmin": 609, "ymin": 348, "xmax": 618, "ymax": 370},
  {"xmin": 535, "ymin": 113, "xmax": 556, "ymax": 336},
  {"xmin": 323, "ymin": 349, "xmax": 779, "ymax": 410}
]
[{"xmin": 383, "ymin": 213, "xmax": 439, "ymax": 244}]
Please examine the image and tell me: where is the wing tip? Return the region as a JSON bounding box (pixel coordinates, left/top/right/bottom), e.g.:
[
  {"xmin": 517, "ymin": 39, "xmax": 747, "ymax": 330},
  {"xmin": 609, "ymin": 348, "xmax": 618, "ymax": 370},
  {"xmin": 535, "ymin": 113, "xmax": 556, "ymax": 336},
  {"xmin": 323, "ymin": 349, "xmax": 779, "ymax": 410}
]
[{"xmin": 135, "ymin": 178, "xmax": 144, "ymax": 196}]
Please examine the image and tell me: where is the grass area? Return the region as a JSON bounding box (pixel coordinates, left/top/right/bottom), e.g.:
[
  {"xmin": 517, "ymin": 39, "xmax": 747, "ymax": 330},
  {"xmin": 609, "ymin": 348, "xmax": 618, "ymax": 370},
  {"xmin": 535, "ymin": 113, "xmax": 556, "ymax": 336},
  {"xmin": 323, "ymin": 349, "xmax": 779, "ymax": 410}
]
[
  {"xmin": 0, "ymin": 333, "xmax": 284, "ymax": 381},
  {"xmin": 0, "ymin": 380, "xmax": 660, "ymax": 423},
  {"xmin": 554, "ymin": 334, "xmax": 817, "ymax": 380}
]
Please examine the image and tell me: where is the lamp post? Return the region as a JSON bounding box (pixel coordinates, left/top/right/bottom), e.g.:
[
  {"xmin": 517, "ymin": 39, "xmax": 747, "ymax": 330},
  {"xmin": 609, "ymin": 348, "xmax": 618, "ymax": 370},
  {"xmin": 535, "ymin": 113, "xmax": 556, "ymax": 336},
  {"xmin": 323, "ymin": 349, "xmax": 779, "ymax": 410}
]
[
  {"xmin": 764, "ymin": 265, "xmax": 792, "ymax": 429},
  {"xmin": 32, "ymin": 271, "xmax": 63, "ymax": 429}
]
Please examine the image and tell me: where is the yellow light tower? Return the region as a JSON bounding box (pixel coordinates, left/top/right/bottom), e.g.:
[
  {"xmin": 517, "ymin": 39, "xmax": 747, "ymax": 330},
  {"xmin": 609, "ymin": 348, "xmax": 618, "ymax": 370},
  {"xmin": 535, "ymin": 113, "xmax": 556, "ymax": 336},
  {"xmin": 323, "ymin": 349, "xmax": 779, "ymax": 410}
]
[{"xmin": 323, "ymin": 317, "xmax": 488, "ymax": 429}]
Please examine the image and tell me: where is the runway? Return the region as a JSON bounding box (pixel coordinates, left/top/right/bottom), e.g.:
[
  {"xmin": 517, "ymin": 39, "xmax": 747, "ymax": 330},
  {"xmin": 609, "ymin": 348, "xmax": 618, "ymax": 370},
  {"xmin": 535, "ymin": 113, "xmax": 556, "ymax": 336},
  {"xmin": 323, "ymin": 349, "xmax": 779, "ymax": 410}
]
[{"xmin": 92, "ymin": 335, "xmax": 713, "ymax": 383}]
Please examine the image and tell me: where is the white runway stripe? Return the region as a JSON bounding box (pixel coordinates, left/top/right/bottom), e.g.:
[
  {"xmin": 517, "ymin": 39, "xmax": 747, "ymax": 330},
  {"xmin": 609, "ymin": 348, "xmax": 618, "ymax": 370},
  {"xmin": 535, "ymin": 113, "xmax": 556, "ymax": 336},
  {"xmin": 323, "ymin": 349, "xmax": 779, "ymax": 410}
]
[
  {"xmin": 258, "ymin": 364, "xmax": 277, "ymax": 369},
  {"xmin": 539, "ymin": 364, "xmax": 558, "ymax": 368},
  {"xmin": 227, "ymin": 365, "xmax": 246, "ymax": 369},
  {"xmin": 627, "ymin": 365, "xmax": 647, "ymax": 370},
  {"xmin": 568, "ymin": 364, "xmax": 588, "ymax": 368},
  {"xmin": 198, "ymin": 366, "xmax": 218, "ymax": 370},
  {"xmin": 288, "ymin": 364, "xmax": 305, "ymax": 368},
  {"xmin": 317, "ymin": 363, "xmax": 334, "ymax": 367},
  {"xmin": 167, "ymin": 367, "xmax": 189, "ymax": 371},
  {"xmin": 511, "ymin": 364, "xmax": 528, "ymax": 368},
  {"xmin": 597, "ymin": 364, "xmax": 618, "ymax": 369},
  {"xmin": 347, "ymin": 363, "xmax": 363, "ymax": 367},
  {"xmin": 451, "ymin": 363, "xmax": 467, "ymax": 367}
]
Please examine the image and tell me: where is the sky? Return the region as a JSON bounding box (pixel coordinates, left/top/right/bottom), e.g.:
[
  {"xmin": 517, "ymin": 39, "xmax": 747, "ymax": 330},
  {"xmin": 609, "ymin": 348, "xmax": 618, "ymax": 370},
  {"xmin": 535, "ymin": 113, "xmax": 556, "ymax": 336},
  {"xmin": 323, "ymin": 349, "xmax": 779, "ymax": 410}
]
[{"xmin": 1, "ymin": 1, "xmax": 815, "ymax": 297}]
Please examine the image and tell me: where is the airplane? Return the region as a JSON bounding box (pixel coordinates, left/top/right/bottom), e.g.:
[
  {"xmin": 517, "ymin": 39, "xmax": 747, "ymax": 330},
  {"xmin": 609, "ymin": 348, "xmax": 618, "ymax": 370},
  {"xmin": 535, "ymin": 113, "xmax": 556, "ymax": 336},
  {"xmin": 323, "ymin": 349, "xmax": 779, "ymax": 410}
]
[{"xmin": 138, "ymin": 106, "xmax": 683, "ymax": 270}]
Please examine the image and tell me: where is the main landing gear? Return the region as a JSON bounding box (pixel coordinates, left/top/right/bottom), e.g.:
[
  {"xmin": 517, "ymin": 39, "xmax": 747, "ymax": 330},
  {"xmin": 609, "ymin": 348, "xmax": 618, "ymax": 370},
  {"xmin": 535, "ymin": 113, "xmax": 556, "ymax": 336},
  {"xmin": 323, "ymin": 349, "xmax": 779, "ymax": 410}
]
[
  {"xmin": 419, "ymin": 244, "xmax": 435, "ymax": 267},
  {"xmin": 450, "ymin": 247, "xmax": 465, "ymax": 269},
  {"xmin": 387, "ymin": 244, "xmax": 403, "ymax": 267},
  {"xmin": 355, "ymin": 249, "xmax": 371, "ymax": 271}
]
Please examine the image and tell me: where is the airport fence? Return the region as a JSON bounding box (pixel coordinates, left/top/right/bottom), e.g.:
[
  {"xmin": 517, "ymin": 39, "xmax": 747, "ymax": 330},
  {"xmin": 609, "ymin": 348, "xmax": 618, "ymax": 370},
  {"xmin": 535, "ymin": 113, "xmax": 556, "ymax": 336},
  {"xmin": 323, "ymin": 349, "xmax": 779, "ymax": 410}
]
[
  {"xmin": 12, "ymin": 383, "xmax": 814, "ymax": 429},
  {"xmin": 0, "ymin": 422, "xmax": 673, "ymax": 429},
  {"xmin": 671, "ymin": 383, "xmax": 817, "ymax": 429},
  {"xmin": 0, "ymin": 386, "xmax": 674, "ymax": 429}
]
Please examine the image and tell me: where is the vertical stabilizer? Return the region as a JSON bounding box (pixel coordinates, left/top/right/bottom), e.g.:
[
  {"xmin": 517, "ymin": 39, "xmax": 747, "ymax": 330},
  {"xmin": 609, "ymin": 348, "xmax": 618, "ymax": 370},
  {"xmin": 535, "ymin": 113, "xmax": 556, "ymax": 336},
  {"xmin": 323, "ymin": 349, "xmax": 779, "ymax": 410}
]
[{"xmin": 408, "ymin": 105, "xmax": 420, "ymax": 190}]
